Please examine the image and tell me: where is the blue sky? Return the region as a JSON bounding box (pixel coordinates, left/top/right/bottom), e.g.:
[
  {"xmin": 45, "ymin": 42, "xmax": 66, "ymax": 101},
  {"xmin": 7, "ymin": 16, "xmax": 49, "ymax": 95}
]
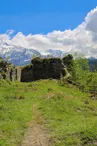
[
  {"xmin": 1, "ymin": 0, "xmax": 97, "ymax": 57},
  {"xmin": 0, "ymin": 0, "xmax": 97, "ymax": 34}
]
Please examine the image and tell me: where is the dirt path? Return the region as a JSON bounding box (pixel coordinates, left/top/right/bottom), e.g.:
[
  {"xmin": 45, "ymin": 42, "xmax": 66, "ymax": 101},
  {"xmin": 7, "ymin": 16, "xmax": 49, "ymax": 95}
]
[
  {"xmin": 21, "ymin": 122, "xmax": 51, "ymax": 146},
  {"xmin": 21, "ymin": 104, "xmax": 53, "ymax": 146}
]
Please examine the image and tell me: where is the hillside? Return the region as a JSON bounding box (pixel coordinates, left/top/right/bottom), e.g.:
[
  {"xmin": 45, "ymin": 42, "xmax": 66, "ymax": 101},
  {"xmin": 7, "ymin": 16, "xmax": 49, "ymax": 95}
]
[{"xmin": 0, "ymin": 79, "xmax": 97, "ymax": 146}]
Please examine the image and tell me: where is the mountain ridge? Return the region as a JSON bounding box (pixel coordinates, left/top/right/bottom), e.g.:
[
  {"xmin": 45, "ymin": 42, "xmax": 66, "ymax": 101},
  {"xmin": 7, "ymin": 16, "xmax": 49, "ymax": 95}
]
[{"xmin": 0, "ymin": 41, "xmax": 66, "ymax": 66}]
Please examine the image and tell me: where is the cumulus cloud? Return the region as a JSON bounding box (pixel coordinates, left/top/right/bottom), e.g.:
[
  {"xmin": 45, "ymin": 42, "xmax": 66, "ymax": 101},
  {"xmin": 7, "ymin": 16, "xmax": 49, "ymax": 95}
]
[
  {"xmin": 85, "ymin": 7, "xmax": 97, "ymax": 33},
  {"xmin": 1, "ymin": 7, "xmax": 97, "ymax": 57}
]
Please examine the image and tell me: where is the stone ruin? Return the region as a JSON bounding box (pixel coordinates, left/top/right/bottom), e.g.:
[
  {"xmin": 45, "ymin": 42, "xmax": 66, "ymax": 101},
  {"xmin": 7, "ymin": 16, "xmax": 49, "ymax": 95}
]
[
  {"xmin": 0, "ymin": 54, "xmax": 73, "ymax": 82},
  {"xmin": 0, "ymin": 58, "xmax": 21, "ymax": 82}
]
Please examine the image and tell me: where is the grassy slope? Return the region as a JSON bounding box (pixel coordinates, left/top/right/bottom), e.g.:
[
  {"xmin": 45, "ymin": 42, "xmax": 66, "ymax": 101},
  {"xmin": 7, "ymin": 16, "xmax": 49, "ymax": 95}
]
[{"xmin": 0, "ymin": 79, "xmax": 97, "ymax": 146}]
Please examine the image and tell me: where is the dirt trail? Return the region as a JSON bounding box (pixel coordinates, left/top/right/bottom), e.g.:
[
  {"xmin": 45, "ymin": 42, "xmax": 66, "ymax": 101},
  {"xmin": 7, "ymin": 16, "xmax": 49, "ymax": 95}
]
[{"xmin": 21, "ymin": 122, "xmax": 52, "ymax": 146}]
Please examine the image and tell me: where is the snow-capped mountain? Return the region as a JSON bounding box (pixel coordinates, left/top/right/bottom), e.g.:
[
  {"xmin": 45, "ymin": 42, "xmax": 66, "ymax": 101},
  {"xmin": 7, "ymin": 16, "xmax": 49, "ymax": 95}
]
[
  {"xmin": 0, "ymin": 41, "xmax": 41, "ymax": 66},
  {"xmin": 44, "ymin": 49, "xmax": 66, "ymax": 58},
  {"xmin": 0, "ymin": 41, "xmax": 66, "ymax": 66}
]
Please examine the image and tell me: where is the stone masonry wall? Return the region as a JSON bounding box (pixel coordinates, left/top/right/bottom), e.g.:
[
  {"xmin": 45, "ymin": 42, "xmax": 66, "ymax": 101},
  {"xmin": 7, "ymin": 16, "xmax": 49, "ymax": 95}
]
[
  {"xmin": 21, "ymin": 58, "xmax": 66, "ymax": 82},
  {"xmin": 0, "ymin": 55, "xmax": 73, "ymax": 82}
]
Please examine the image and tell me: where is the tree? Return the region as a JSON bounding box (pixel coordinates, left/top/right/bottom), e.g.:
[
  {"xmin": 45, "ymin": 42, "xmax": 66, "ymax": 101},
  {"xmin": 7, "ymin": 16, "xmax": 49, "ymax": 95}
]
[
  {"xmin": 71, "ymin": 56, "xmax": 89, "ymax": 87},
  {"xmin": 86, "ymin": 72, "xmax": 97, "ymax": 99}
]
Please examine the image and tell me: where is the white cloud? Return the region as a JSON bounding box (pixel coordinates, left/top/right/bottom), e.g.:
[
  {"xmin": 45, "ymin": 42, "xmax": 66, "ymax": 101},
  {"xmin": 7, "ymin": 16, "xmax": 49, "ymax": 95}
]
[
  {"xmin": 85, "ymin": 7, "xmax": 97, "ymax": 33},
  {"xmin": 0, "ymin": 34, "xmax": 10, "ymax": 44},
  {"xmin": 1, "ymin": 7, "xmax": 97, "ymax": 57},
  {"xmin": 6, "ymin": 30, "xmax": 14, "ymax": 36}
]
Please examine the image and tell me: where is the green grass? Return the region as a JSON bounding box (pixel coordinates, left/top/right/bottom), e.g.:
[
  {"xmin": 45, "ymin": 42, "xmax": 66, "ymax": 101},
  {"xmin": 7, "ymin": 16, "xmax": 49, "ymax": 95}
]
[{"xmin": 0, "ymin": 79, "xmax": 97, "ymax": 146}]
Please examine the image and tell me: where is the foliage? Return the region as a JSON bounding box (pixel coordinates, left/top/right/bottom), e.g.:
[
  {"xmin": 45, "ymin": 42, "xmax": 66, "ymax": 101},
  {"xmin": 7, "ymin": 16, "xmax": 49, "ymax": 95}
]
[
  {"xmin": 0, "ymin": 57, "xmax": 3, "ymax": 62},
  {"xmin": 22, "ymin": 64, "xmax": 33, "ymax": 70},
  {"xmin": 71, "ymin": 57, "xmax": 89, "ymax": 87},
  {"xmin": 31, "ymin": 57, "xmax": 62, "ymax": 65},
  {"xmin": 62, "ymin": 54, "xmax": 73, "ymax": 71}
]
